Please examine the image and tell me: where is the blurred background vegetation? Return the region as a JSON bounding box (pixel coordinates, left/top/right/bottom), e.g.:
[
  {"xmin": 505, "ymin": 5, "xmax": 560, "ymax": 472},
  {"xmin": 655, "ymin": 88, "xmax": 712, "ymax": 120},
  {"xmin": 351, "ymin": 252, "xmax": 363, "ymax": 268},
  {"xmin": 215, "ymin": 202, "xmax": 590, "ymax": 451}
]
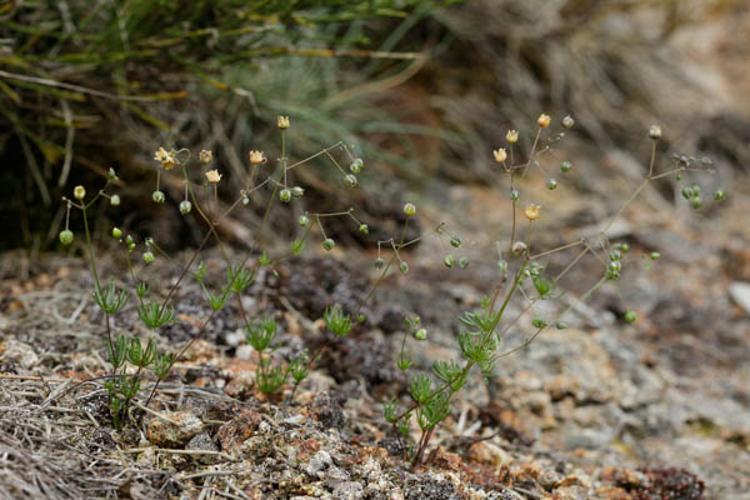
[{"xmin": 1, "ymin": 0, "xmax": 747, "ymax": 252}]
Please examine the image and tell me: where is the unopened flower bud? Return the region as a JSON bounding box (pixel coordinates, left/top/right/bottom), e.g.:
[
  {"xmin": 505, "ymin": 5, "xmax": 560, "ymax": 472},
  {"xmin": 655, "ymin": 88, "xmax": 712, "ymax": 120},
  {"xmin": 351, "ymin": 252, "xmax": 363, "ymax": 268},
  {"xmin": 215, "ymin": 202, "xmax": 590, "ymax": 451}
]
[
  {"xmin": 349, "ymin": 158, "xmax": 364, "ymax": 174},
  {"xmin": 560, "ymin": 160, "xmax": 572, "ymax": 173},
  {"xmin": 179, "ymin": 200, "xmax": 192, "ymax": 214},
  {"xmin": 546, "ymin": 178, "xmax": 558, "ymax": 190},
  {"xmin": 279, "ymin": 188, "xmax": 292, "ymax": 203},
  {"xmin": 403, "ymin": 203, "xmax": 416, "ymax": 217},
  {"xmin": 649, "ymin": 125, "xmax": 662, "ymax": 140},
  {"xmin": 112, "ymin": 227, "xmax": 122, "ymax": 239},
  {"xmin": 73, "ymin": 185, "xmax": 86, "ymax": 201},
  {"xmin": 110, "ymin": 194, "xmax": 121, "ymax": 206},
  {"xmin": 414, "ymin": 328, "xmax": 427, "ymax": 341},
  {"xmin": 561, "ymin": 115, "xmax": 575, "ymax": 129},
  {"xmin": 344, "ymin": 174, "xmax": 358, "ymax": 188},
  {"xmin": 298, "ymin": 215, "xmax": 310, "ymax": 227},
  {"xmin": 277, "ymin": 115, "xmax": 290, "ymax": 130},
  {"xmin": 291, "ymin": 186, "xmax": 305, "ymax": 198},
  {"xmin": 152, "ymin": 190, "xmax": 165, "ymax": 203},
  {"xmin": 322, "ymin": 238, "xmax": 335, "ymax": 251},
  {"xmin": 512, "ymin": 241, "xmax": 528, "ymax": 256},
  {"xmin": 143, "ymin": 251, "xmax": 155, "ymax": 264},
  {"xmin": 510, "ymin": 189, "xmax": 520, "ymax": 201},
  {"xmin": 358, "ymin": 224, "xmax": 369, "ymax": 235},
  {"xmin": 374, "ymin": 257, "xmax": 385, "ymax": 269},
  {"xmin": 199, "ymin": 149, "xmax": 213, "ymax": 164}
]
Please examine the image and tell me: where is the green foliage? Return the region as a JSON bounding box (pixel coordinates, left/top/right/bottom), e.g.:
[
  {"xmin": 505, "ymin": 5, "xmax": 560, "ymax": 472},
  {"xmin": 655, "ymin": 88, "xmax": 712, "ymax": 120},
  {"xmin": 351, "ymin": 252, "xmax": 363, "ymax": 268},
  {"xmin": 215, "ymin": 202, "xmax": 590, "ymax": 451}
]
[
  {"xmin": 417, "ymin": 392, "xmax": 451, "ymax": 431},
  {"xmin": 324, "ymin": 304, "xmax": 353, "ymax": 337},
  {"xmin": 137, "ymin": 301, "xmax": 175, "ymax": 329},
  {"xmin": 246, "ymin": 318, "xmax": 278, "ymax": 352},
  {"xmin": 94, "ymin": 281, "xmax": 129, "ymax": 315}
]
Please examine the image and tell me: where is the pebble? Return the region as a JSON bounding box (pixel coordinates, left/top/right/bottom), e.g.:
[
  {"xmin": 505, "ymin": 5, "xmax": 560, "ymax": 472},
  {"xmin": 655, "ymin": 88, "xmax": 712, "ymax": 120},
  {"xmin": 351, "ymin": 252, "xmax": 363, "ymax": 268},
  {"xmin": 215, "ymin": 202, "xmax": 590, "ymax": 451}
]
[
  {"xmin": 729, "ymin": 282, "xmax": 750, "ymax": 316},
  {"xmin": 146, "ymin": 411, "xmax": 204, "ymax": 447}
]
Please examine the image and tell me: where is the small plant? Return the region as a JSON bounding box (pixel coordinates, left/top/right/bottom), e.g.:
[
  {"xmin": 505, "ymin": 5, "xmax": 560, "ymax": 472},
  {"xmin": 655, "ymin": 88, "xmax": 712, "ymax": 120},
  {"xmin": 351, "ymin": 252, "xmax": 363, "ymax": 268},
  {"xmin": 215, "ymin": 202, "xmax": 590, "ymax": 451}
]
[
  {"xmin": 365, "ymin": 115, "xmax": 725, "ymax": 467},
  {"xmin": 58, "ymin": 112, "xmax": 723, "ymax": 465},
  {"xmin": 59, "ymin": 117, "xmax": 370, "ymax": 424}
]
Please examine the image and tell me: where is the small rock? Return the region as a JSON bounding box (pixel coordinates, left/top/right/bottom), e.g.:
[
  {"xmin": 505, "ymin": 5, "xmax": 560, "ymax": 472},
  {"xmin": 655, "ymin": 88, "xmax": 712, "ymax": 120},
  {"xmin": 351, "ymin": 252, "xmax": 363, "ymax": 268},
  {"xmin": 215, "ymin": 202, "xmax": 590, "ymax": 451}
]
[
  {"xmin": 331, "ymin": 481, "xmax": 364, "ymax": 499},
  {"xmin": 186, "ymin": 432, "xmax": 219, "ymax": 465},
  {"xmin": 304, "ymin": 450, "xmax": 332, "ymax": 477},
  {"xmin": 467, "ymin": 441, "xmax": 513, "ymax": 468},
  {"xmin": 0, "ymin": 340, "xmax": 38, "ymax": 370},
  {"xmin": 235, "ymin": 344, "xmax": 254, "ymax": 360},
  {"xmin": 146, "ymin": 411, "xmax": 203, "ymax": 447},
  {"xmin": 729, "ymin": 282, "xmax": 750, "ymax": 316},
  {"xmin": 216, "ymin": 409, "xmax": 261, "ymax": 451}
]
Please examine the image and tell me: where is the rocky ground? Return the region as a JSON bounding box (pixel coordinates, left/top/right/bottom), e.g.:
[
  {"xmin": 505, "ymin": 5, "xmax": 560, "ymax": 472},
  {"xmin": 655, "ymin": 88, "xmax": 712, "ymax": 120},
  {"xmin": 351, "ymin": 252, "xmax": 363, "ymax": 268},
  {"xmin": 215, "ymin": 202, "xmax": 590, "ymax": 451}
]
[{"xmin": 1, "ymin": 168, "xmax": 748, "ymax": 499}]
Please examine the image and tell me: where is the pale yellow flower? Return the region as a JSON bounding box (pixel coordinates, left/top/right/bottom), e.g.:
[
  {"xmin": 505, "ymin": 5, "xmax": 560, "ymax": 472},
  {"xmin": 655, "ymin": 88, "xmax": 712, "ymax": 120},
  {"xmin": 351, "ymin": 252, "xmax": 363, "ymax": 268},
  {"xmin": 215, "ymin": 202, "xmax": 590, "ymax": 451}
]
[
  {"xmin": 205, "ymin": 169, "xmax": 222, "ymax": 184},
  {"xmin": 154, "ymin": 147, "xmax": 177, "ymax": 170},
  {"xmin": 199, "ymin": 149, "xmax": 213, "ymax": 164},
  {"xmin": 506, "ymin": 130, "xmax": 519, "ymax": 144},
  {"xmin": 277, "ymin": 115, "xmax": 290, "ymax": 130},
  {"xmin": 493, "ymin": 148, "xmax": 507, "ymax": 163},
  {"xmin": 248, "ymin": 150, "xmax": 266, "ymax": 165},
  {"xmin": 537, "ymin": 114, "xmax": 551, "ymax": 128},
  {"xmin": 524, "ymin": 203, "xmax": 541, "ymax": 221}
]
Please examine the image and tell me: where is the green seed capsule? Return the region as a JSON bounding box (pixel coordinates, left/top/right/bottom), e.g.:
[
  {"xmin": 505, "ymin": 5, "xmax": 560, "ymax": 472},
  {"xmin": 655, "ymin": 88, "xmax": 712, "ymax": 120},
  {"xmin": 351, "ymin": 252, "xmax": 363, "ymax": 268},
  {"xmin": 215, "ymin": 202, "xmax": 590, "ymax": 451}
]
[
  {"xmin": 510, "ymin": 189, "xmax": 520, "ymax": 201},
  {"xmin": 59, "ymin": 229, "xmax": 74, "ymax": 246},
  {"xmin": 112, "ymin": 227, "xmax": 123, "ymax": 239},
  {"xmin": 322, "ymin": 238, "xmax": 335, "ymax": 251},
  {"xmin": 649, "ymin": 252, "xmax": 661, "ymax": 260},
  {"xmin": 374, "ymin": 257, "xmax": 385, "ymax": 269},
  {"xmin": 531, "ymin": 318, "xmax": 547, "ymax": 329},
  {"xmin": 560, "ymin": 160, "xmax": 572, "ymax": 173},
  {"xmin": 403, "ymin": 203, "xmax": 416, "ymax": 217},
  {"xmin": 279, "ymin": 189, "xmax": 292, "ymax": 203},
  {"xmin": 291, "ymin": 186, "xmax": 305, "ymax": 198},
  {"xmin": 609, "ymin": 250, "xmax": 622, "ymax": 261},
  {"xmin": 298, "ymin": 215, "xmax": 310, "ymax": 227},
  {"xmin": 399, "ymin": 261, "xmax": 409, "ymax": 274},
  {"xmin": 458, "ymin": 257, "xmax": 469, "ymax": 269},
  {"xmin": 359, "ymin": 224, "xmax": 369, "ymax": 235},
  {"xmin": 443, "ymin": 254, "xmax": 456, "ymax": 268},
  {"xmin": 624, "ymin": 311, "xmax": 637, "ymax": 324},
  {"xmin": 179, "ymin": 200, "xmax": 192, "ymax": 214},
  {"xmin": 414, "ymin": 328, "xmax": 427, "ymax": 341},
  {"xmin": 713, "ymin": 190, "xmax": 727, "ymax": 202},
  {"xmin": 546, "ymin": 178, "xmax": 558, "ymax": 190},
  {"xmin": 152, "ymin": 190, "xmax": 165, "ymax": 204},
  {"xmin": 143, "ymin": 251, "xmax": 155, "ymax": 264},
  {"xmin": 690, "ymin": 197, "xmax": 703, "ymax": 209},
  {"xmin": 450, "ymin": 237, "xmax": 462, "ymax": 248},
  {"xmin": 110, "ymin": 194, "xmax": 121, "ymax": 206}
]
